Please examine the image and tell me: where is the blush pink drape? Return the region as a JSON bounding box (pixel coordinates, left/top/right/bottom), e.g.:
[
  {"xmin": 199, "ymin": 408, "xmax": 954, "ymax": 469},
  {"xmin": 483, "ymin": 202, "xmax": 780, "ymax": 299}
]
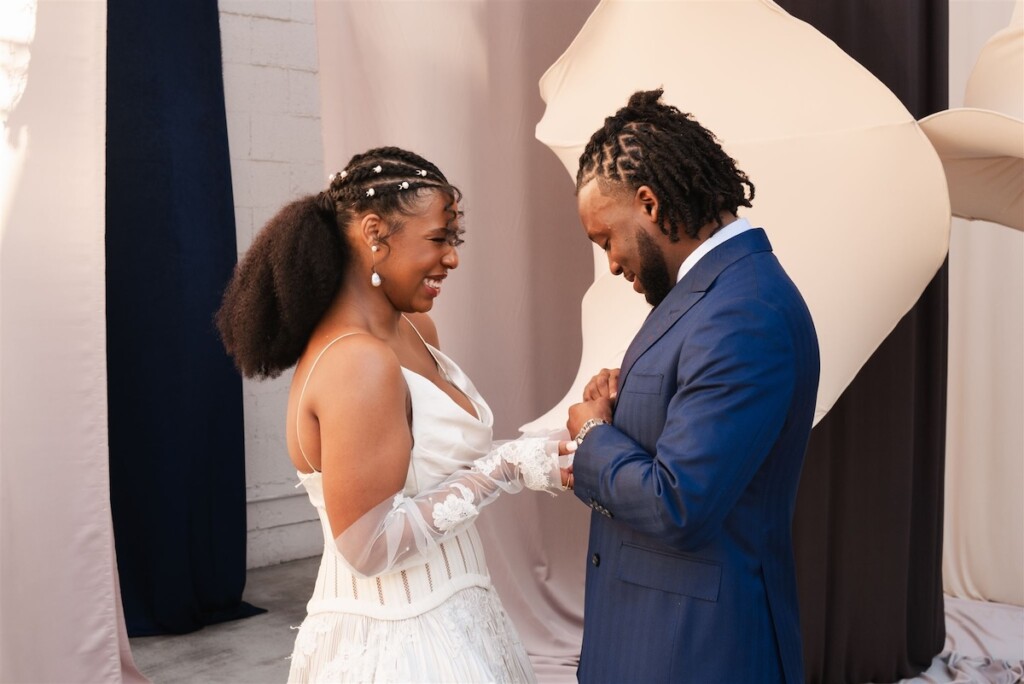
[
  {"xmin": 313, "ymin": 2, "xmax": 597, "ymax": 678},
  {"xmin": 0, "ymin": 1, "xmax": 145, "ymax": 682}
]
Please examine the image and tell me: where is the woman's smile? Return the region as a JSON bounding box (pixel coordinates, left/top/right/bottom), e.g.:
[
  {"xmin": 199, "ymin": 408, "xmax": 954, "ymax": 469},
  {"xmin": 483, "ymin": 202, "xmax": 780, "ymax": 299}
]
[{"xmin": 424, "ymin": 275, "xmax": 445, "ymax": 297}]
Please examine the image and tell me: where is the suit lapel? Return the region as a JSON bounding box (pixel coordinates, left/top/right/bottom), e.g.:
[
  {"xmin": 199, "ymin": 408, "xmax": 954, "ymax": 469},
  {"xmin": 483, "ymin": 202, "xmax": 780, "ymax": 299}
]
[
  {"xmin": 618, "ymin": 229, "xmax": 773, "ymax": 388},
  {"xmin": 619, "ymin": 289, "xmax": 702, "ymax": 385}
]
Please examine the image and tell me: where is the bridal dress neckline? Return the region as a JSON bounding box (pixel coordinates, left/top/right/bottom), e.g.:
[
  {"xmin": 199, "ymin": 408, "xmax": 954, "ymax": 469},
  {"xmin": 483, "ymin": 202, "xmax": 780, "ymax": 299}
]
[{"xmin": 294, "ymin": 319, "xmax": 493, "ymax": 476}]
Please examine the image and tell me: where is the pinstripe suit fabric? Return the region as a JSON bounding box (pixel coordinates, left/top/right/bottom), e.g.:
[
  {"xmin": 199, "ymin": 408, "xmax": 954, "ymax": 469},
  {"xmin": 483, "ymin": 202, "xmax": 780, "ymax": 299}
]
[{"xmin": 573, "ymin": 228, "xmax": 819, "ymax": 684}]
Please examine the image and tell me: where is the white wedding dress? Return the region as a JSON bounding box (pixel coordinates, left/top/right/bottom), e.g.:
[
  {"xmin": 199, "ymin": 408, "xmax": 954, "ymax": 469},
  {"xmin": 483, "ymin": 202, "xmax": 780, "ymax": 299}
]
[{"xmin": 287, "ymin": 332, "xmax": 561, "ymax": 683}]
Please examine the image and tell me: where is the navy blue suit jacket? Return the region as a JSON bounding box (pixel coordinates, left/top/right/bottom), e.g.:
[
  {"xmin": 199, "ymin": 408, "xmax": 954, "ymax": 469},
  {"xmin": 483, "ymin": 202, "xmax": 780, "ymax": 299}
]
[{"xmin": 573, "ymin": 228, "xmax": 819, "ymax": 684}]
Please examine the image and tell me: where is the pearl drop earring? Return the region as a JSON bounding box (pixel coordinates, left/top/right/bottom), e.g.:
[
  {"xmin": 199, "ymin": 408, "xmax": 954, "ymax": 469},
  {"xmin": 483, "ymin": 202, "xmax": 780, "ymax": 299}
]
[{"xmin": 370, "ymin": 244, "xmax": 382, "ymax": 287}]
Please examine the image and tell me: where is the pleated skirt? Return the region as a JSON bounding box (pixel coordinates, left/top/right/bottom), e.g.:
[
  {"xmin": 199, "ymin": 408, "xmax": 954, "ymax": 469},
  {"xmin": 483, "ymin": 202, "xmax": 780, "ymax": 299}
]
[{"xmin": 287, "ymin": 586, "xmax": 536, "ymax": 683}]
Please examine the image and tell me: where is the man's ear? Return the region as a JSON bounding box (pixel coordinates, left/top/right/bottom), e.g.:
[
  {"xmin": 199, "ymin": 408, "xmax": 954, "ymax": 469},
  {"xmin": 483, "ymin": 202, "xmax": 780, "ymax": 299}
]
[{"xmin": 635, "ymin": 185, "xmax": 659, "ymax": 225}]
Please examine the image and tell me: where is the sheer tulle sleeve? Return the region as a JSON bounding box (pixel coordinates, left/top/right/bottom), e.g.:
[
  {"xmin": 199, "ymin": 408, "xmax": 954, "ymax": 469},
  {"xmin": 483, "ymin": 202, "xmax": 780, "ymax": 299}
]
[{"xmin": 333, "ymin": 437, "xmax": 564, "ymax": 578}]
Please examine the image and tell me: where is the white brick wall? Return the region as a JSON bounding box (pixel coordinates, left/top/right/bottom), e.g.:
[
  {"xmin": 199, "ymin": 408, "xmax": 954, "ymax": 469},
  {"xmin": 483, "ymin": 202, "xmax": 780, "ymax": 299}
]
[{"xmin": 219, "ymin": 0, "xmax": 324, "ymax": 568}]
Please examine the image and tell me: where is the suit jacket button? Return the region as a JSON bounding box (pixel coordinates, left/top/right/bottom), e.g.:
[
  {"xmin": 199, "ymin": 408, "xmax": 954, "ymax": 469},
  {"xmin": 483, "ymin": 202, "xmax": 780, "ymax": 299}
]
[{"xmin": 591, "ymin": 553, "xmax": 601, "ymax": 567}]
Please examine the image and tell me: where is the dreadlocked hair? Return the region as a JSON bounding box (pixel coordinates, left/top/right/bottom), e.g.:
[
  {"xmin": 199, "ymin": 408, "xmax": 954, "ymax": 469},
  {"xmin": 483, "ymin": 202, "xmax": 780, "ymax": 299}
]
[
  {"xmin": 576, "ymin": 88, "xmax": 754, "ymax": 241},
  {"xmin": 216, "ymin": 146, "xmax": 461, "ymax": 379}
]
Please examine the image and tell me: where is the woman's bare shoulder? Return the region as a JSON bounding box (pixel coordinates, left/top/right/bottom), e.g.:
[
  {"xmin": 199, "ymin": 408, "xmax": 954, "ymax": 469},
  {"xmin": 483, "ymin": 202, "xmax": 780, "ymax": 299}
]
[{"xmin": 307, "ymin": 333, "xmax": 406, "ymax": 405}]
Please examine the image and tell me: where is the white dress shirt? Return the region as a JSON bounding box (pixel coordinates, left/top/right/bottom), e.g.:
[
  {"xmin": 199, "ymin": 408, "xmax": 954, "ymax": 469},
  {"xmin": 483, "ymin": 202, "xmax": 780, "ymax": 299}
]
[{"xmin": 676, "ymin": 217, "xmax": 754, "ymax": 283}]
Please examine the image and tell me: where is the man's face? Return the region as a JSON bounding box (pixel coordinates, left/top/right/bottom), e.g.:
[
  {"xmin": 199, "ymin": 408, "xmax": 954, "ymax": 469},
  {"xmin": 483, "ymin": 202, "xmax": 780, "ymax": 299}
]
[{"xmin": 577, "ymin": 180, "xmax": 674, "ymax": 307}]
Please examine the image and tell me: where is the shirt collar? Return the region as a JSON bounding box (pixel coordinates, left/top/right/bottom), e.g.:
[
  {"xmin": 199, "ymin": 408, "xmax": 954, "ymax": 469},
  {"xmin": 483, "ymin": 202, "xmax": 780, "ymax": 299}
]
[{"xmin": 676, "ymin": 217, "xmax": 754, "ymax": 283}]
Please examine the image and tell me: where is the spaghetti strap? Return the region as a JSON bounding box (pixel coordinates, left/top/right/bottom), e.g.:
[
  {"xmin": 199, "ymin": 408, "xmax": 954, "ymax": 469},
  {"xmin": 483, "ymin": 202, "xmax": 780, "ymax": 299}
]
[
  {"xmin": 402, "ymin": 314, "xmax": 430, "ymax": 349},
  {"xmin": 402, "ymin": 315, "xmax": 443, "ymax": 373},
  {"xmin": 296, "ymin": 332, "xmax": 366, "ymax": 472},
  {"xmin": 402, "ymin": 316, "xmax": 479, "ymax": 420}
]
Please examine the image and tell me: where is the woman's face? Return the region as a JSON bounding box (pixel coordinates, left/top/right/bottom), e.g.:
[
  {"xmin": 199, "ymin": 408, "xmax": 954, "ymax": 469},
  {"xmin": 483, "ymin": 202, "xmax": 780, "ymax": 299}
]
[{"xmin": 376, "ymin": 190, "xmax": 463, "ymax": 313}]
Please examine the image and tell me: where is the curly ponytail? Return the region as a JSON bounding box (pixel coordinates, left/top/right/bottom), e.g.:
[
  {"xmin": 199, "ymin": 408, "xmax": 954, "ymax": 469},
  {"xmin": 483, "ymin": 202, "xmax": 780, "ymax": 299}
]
[{"xmin": 216, "ymin": 195, "xmax": 348, "ymax": 378}]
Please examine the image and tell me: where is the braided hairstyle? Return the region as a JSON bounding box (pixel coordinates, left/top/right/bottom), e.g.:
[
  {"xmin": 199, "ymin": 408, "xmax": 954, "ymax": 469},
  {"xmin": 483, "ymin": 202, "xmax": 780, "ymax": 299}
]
[
  {"xmin": 576, "ymin": 88, "xmax": 754, "ymax": 241},
  {"xmin": 216, "ymin": 146, "xmax": 461, "ymax": 379}
]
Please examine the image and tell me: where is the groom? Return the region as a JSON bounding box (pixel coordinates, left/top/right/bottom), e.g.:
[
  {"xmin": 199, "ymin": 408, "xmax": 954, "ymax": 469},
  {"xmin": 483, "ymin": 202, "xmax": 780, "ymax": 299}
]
[{"xmin": 566, "ymin": 89, "xmax": 819, "ymax": 684}]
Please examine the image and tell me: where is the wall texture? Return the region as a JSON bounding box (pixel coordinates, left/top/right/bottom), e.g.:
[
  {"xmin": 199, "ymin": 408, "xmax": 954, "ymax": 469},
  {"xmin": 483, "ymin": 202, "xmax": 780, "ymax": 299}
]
[{"xmin": 219, "ymin": 0, "xmax": 324, "ymax": 568}]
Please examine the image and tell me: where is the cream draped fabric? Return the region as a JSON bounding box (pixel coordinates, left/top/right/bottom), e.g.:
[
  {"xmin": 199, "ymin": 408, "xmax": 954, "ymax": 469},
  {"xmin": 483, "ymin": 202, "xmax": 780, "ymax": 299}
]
[
  {"xmin": 921, "ymin": 1, "xmax": 1023, "ymax": 232},
  {"xmin": 938, "ymin": 0, "xmax": 1024, "ymax": 608},
  {"xmin": 0, "ymin": 0, "xmax": 145, "ymax": 681}
]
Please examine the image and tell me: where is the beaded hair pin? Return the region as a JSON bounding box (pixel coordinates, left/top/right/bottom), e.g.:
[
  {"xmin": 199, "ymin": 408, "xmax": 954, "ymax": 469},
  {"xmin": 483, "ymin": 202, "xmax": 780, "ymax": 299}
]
[{"xmin": 328, "ymin": 166, "xmax": 433, "ymax": 198}]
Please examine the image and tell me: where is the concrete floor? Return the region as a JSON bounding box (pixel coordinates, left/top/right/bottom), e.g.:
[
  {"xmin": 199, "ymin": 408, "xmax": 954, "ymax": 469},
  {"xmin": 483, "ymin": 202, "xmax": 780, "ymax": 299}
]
[
  {"xmin": 130, "ymin": 556, "xmax": 320, "ymax": 684},
  {"xmin": 129, "ymin": 557, "xmax": 1005, "ymax": 684}
]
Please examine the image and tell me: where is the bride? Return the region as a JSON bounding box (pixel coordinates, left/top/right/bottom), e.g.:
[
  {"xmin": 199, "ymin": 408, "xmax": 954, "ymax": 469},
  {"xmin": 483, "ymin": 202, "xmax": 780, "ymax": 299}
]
[{"xmin": 216, "ymin": 146, "xmax": 572, "ymax": 683}]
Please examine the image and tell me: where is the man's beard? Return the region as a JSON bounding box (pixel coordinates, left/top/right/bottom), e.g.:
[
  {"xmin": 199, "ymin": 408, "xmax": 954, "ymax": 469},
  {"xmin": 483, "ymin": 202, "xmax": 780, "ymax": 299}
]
[{"xmin": 636, "ymin": 230, "xmax": 674, "ymax": 307}]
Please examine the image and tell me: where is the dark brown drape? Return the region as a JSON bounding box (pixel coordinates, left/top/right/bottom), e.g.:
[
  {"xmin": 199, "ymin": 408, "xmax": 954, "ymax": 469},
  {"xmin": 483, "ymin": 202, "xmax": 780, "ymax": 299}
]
[{"xmin": 775, "ymin": 1, "xmax": 949, "ymax": 682}]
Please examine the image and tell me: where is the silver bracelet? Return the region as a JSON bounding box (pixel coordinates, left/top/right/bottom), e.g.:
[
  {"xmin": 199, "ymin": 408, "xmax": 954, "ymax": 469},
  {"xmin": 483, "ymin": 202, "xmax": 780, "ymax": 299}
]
[{"xmin": 574, "ymin": 418, "xmax": 609, "ymax": 445}]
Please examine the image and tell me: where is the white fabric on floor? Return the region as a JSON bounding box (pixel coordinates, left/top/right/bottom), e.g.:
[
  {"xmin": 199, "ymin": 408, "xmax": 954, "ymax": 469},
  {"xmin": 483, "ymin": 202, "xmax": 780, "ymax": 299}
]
[{"xmin": 893, "ymin": 597, "xmax": 1024, "ymax": 684}]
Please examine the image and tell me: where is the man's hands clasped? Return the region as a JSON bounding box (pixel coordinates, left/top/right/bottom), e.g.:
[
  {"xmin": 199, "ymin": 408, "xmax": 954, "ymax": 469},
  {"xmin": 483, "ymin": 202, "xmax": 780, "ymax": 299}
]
[{"xmin": 563, "ymin": 368, "xmax": 620, "ymax": 489}]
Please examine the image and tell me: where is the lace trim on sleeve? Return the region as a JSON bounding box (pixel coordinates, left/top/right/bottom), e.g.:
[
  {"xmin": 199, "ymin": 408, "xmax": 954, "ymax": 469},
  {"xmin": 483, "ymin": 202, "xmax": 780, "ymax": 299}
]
[{"xmin": 332, "ymin": 437, "xmax": 563, "ymax": 577}]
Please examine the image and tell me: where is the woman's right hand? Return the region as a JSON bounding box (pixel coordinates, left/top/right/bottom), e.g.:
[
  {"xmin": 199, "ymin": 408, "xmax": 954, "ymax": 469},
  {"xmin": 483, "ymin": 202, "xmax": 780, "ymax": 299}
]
[{"xmin": 557, "ymin": 440, "xmax": 577, "ymax": 490}]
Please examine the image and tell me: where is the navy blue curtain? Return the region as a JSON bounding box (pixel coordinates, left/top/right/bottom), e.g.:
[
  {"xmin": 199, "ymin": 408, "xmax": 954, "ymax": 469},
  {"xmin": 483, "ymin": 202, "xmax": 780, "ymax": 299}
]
[
  {"xmin": 106, "ymin": 0, "xmax": 262, "ymax": 635},
  {"xmin": 775, "ymin": 1, "xmax": 949, "ymax": 682}
]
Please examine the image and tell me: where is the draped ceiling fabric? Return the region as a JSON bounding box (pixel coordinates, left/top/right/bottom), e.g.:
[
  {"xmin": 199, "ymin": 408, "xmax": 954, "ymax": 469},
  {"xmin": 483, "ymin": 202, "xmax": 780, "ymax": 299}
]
[{"xmin": 0, "ymin": 0, "xmax": 144, "ymax": 681}]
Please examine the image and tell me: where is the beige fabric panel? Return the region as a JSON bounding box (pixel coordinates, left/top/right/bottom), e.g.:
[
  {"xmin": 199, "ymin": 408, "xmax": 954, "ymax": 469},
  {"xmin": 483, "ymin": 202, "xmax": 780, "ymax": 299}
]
[
  {"xmin": 945, "ymin": 217, "xmax": 1024, "ymax": 607},
  {"xmin": 941, "ymin": 0, "xmax": 1024, "ymax": 608},
  {"xmin": 0, "ymin": 1, "xmax": 146, "ymax": 681}
]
